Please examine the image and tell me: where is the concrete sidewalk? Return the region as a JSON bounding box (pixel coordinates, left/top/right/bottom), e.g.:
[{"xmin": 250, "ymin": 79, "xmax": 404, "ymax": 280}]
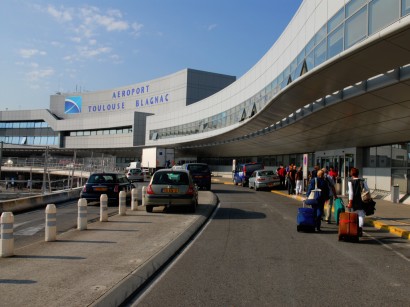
[{"xmin": 0, "ymin": 191, "xmax": 218, "ymax": 307}]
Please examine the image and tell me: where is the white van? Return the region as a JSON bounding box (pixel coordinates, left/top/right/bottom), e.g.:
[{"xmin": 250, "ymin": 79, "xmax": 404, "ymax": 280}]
[{"xmin": 126, "ymin": 161, "xmax": 141, "ymax": 171}]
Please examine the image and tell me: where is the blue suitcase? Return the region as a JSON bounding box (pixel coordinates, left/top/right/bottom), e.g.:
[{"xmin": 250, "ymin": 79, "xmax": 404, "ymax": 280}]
[{"xmin": 297, "ymin": 201, "xmax": 315, "ymax": 232}]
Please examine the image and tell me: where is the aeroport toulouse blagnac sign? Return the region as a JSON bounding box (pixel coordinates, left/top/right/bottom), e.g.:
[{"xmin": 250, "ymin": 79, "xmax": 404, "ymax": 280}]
[{"xmin": 64, "ymin": 84, "xmax": 170, "ymax": 114}]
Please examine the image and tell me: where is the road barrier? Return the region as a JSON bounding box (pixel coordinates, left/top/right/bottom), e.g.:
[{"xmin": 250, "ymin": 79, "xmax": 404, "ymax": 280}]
[
  {"xmin": 77, "ymin": 198, "xmax": 87, "ymax": 230},
  {"xmin": 119, "ymin": 191, "xmax": 126, "ymax": 216},
  {"xmin": 45, "ymin": 204, "xmax": 57, "ymax": 242},
  {"xmin": 131, "ymin": 188, "xmax": 138, "ymax": 211},
  {"xmin": 141, "ymin": 186, "xmax": 146, "ymax": 207},
  {"xmin": 100, "ymin": 194, "xmax": 108, "ymax": 222},
  {"xmin": 0, "ymin": 212, "xmax": 14, "ymax": 257},
  {"xmin": 0, "ymin": 188, "xmax": 82, "ymax": 214}
]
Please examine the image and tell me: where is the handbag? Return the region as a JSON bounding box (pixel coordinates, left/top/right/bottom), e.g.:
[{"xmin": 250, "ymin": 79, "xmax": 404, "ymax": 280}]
[
  {"xmin": 360, "ymin": 180, "xmax": 372, "ymax": 203},
  {"xmin": 305, "ymin": 178, "xmax": 321, "ymax": 207},
  {"xmin": 363, "ymin": 199, "xmax": 376, "ymax": 216}
]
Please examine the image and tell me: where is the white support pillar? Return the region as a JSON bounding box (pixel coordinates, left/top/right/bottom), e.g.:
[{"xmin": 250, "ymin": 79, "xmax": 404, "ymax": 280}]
[
  {"xmin": 119, "ymin": 191, "xmax": 126, "ymax": 216},
  {"xmin": 1, "ymin": 212, "xmax": 14, "ymax": 257},
  {"xmin": 131, "ymin": 188, "xmax": 139, "ymax": 211},
  {"xmin": 45, "ymin": 204, "xmax": 57, "ymax": 242},
  {"xmin": 77, "ymin": 198, "xmax": 87, "ymax": 230},
  {"xmin": 100, "ymin": 194, "xmax": 108, "ymax": 222}
]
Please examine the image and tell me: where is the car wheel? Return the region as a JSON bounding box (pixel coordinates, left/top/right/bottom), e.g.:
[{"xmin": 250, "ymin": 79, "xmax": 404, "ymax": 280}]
[
  {"xmin": 146, "ymin": 205, "xmax": 153, "ymax": 213},
  {"xmin": 233, "ymin": 180, "xmax": 238, "ymax": 185},
  {"xmin": 190, "ymin": 202, "xmax": 197, "ymax": 213},
  {"xmin": 255, "ymin": 184, "xmax": 260, "ymax": 191},
  {"xmin": 248, "ymin": 182, "xmax": 252, "ymax": 189}
]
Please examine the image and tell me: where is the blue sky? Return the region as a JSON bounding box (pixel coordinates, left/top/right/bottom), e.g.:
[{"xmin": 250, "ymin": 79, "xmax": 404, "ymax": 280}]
[{"xmin": 0, "ymin": 0, "xmax": 302, "ymax": 111}]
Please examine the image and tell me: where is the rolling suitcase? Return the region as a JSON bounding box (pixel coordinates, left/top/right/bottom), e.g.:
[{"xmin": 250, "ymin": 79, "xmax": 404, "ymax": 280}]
[
  {"xmin": 297, "ymin": 201, "xmax": 315, "ymax": 232},
  {"xmin": 334, "ymin": 198, "xmax": 345, "ymax": 225},
  {"xmin": 338, "ymin": 211, "xmax": 359, "ymax": 242}
]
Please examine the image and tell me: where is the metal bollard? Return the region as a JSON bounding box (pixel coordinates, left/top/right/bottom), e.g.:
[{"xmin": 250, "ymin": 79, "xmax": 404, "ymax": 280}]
[
  {"xmin": 45, "ymin": 204, "xmax": 57, "ymax": 242},
  {"xmin": 77, "ymin": 198, "xmax": 87, "ymax": 230},
  {"xmin": 100, "ymin": 194, "xmax": 108, "ymax": 222},
  {"xmin": 1, "ymin": 212, "xmax": 14, "ymax": 257},
  {"xmin": 131, "ymin": 188, "xmax": 139, "ymax": 211},
  {"xmin": 141, "ymin": 186, "xmax": 146, "ymax": 207},
  {"xmin": 119, "ymin": 190, "xmax": 126, "ymax": 216}
]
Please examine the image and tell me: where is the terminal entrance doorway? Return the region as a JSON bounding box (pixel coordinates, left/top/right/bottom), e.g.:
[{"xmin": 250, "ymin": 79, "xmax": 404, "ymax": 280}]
[{"xmin": 315, "ymin": 153, "xmax": 354, "ymax": 195}]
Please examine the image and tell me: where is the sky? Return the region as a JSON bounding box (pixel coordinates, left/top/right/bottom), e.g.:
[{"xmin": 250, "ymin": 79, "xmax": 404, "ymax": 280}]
[{"xmin": 0, "ymin": 0, "xmax": 302, "ymax": 111}]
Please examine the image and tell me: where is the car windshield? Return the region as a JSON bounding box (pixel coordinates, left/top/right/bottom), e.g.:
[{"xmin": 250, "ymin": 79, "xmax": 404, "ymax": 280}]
[
  {"xmin": 88, "ymin": 174, "xmax": 116, "ymax": 183},
  {"xmin": 152, "ymin": 172, "xmax": 189, "ymax": 185},
  {"xmin": 187, "ymin": 164, "xmax": 209, "ymax": 172},
  {"xmin": 260, "ymin": 171, "xmax": 274, "ymax": 176},
  {"xmin": 130, "ymin": 169, "xmax": 142, "ymax": 174}
]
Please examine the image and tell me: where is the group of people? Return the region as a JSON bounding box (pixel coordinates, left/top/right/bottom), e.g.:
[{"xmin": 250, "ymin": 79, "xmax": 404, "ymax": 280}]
[
  {"xmin": 278, "ymin": 163, "xmax": 367, "ymax": 233},
  {"xmin": 305, "ymin": 166, "xmax": 368, "ymax": 234}
]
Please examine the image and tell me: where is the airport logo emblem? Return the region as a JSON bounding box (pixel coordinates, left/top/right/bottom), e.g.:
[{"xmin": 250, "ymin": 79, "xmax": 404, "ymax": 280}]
[{"xmin": 65, "ymin": 96, "xmax": 82, "ymax": 114}]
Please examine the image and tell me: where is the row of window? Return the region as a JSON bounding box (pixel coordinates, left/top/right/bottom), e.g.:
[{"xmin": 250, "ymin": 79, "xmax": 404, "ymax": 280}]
[
  {"xmin": 0, "ymin": 136, "xmax": 59, "ymax": 146},
  {"xmin": 364, "ymin": 143, "xmax": 410, "ymax": 168},
  {"xmin": 0, "ymin": 121, "xmax": 49, "ymax": 129},
  {"xmin": 68, "ymin": 127, "xmax": 132, "ymax": 137},
  {"xmin": 150, "ymin": 0, "xmax": 410, "ymax": 141}
]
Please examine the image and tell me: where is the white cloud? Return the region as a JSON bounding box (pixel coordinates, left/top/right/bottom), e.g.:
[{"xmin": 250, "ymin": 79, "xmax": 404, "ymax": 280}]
[
  {"xmin": 47, "ymin": 5, "xmax": 72, "ymax": 22},
  {"xmin": 131, "ymin": 22, "xmax": 143, "ymax": 37},
  {"xmin": 19, "ymin": 49, "xmax": 47, "ymax": 58},
  {"xmin": 208, "ymin": 24, "xmax": 217, "ymax": 31},
  {"xmin": 77, "ymin": 46, "xmax": 111, "ymax": 58},
  {"xmin": 26, "ymin": 68, "xmax": 55, "ymax": 81}
]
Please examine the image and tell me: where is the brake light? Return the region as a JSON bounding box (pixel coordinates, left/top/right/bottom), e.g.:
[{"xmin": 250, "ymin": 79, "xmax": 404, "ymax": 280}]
[
  {"xmin": 82, "ymin": 185, "xmax": 87, "ymax": 192},
  {"xmin": 257, "ymin": 178, "xmax": 266, "ymax": 182},
  {"xmin": 186, "ymin": 185, "xmax": 195, "ymax": 195},
  {"xmin": 146, "ymin": 184, "xmax": 154, "ymax": 194},
  {"xmin": 114, "ymin": 185, "xmax": 119, "ymax": 193}
]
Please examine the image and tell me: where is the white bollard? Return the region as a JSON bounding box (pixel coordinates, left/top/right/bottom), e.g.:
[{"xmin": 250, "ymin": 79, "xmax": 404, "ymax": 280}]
[
  {"xmin": 100, "ymin": 194, "xmax": 108, "ymax": 222},
  {"xmin": 141, "ymin": 186, "xmax": 146, "ymax": 207},
  {"xmin": 77, "ymin": 198, "xmax": 88, "ymax": 230},
  {"xmin": 1, "ymin": 212, "xmax": 14, "ymax": 257},
  {"xmin": 45, "ymin": 204, "xmax": 57, "ymax": 242},
  {"xmin": 119, "ymin": 190, "xmax": 126, "ymax": 216},
  {"xmin": 131, "ymin": 188, "xmax": 139, "ymax": 211}
]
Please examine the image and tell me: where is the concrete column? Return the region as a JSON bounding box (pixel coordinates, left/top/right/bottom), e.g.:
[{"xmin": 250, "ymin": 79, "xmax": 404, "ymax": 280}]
[
  {"xmin": 100, "ymin": 194, "xmax": 108, "ymax": 222},
  {"xmin": 45, "ymin": 204, "xmax": 57, "ymax": 242},
  {"xmin": 141, "ymin": 186, "xmax": 146, "ymax": 207},
  {"xmin": 131, "ymin": 188, "xmax": 139, "ymax": 211},
  {"xmin": 119, "ymin": 191, "xmax": 126, "ymax": 216},
  {"xmin": 77, "ymin": 198, "xmax": 87, "ymax": 230},
  {"xmin": 1, "ymin": 212, "xmax": 14, "ymax": 257}
]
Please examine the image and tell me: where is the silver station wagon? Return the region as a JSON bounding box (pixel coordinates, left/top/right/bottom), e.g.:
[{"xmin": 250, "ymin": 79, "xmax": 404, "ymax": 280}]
[{"xmin": 144, "ymin": 169, "xmax": 198, "ymax": 213}]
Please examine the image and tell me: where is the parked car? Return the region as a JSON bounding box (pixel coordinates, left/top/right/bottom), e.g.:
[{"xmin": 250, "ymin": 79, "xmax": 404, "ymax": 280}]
[
  {"xmin": 144, "ymin": 169, "xmax": 198, "ymax": 213},
  {"xmin": 233, "ymin": 162, "xmax": 264, "ymax": 186},
  {"xmin": 248, "ymin": 170, "xmax": 281, "ymax": 191},
  {"xmin": 182, "ymin": 163, "xmax": 212, "ymax": 190},
  {"xmin": 80, "ymin": 172, "xmax": 135, "ymax": 205},
  {"xmin": 126, "ymin": 168, "xmax": 144, "ymax": 182}
]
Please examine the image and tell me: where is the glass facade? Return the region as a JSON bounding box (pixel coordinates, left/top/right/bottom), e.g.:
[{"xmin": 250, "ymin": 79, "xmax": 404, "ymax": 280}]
[
  {"xmin": 0, "ymin": 121, "xmax": 58, "ymax": 146},
  {"xmin": 150, "ymin": 0, "xmax": 409, "ymax": 141}
]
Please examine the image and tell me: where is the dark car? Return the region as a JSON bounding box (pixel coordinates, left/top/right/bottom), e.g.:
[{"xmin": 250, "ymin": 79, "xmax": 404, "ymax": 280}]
[
  {"xmin": 80, "ymin": 172, "xmax": 135, "ymax": 205},
  {"xmin": 182, "ymin": 163, "xmax": 211, "ymax": 190},
  {"xmin": 233, "ymin": 162, "xmax": 264, "ymax": 186},
  {"xmin": 144, "ymin": 169, "xmax": 198, "ymax": 213}
]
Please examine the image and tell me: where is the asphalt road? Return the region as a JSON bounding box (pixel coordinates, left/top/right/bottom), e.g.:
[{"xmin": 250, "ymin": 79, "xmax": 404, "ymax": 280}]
[{"xmin": 126, "ymin": 183, "xmax": 410, "ymax": 306}]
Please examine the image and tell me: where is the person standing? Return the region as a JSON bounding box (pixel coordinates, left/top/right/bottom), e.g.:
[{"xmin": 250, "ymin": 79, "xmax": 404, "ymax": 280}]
[
  {"xmin": 306, "ymin": 170, "xmax": 329, "ymax": 231},
  {"xmin": 322, "ymin": 168, "xmax": 338, "ymax": 224},
  {"xmin": 347, "ymin": 167, "xmax": 368, "ymax": 236},
  {"xmin": 287, "ymin": 164, "xmax": 296, "ymax": 195},
  {"xmin": 277, "ymin": 165, "xmax": 286, "ymax": 188},
  {"xmin": 295, "ymin": 166, "xmax": 304, "ymax": 196}
]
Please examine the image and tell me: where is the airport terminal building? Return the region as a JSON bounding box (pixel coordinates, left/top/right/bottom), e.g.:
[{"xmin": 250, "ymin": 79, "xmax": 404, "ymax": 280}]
[{"xmin": 1, "ymin": 0, "xmax": 410, "ymax": 197}]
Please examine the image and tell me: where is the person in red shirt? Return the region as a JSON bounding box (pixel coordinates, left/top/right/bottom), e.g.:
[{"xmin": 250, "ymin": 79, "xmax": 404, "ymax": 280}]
[{"xmin": 328, "ymin": 166, "xmax": 338, "ymax": 180}]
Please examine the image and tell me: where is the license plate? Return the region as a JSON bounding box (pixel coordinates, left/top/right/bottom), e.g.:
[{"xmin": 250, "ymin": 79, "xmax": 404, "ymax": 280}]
[
  {"xmin": 94, "ymin": 187, "xmax": 107, "ymax": 191},
  {"xmin": 162, "ymin": 188, "xmax": 179, "ymax": 193}
]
